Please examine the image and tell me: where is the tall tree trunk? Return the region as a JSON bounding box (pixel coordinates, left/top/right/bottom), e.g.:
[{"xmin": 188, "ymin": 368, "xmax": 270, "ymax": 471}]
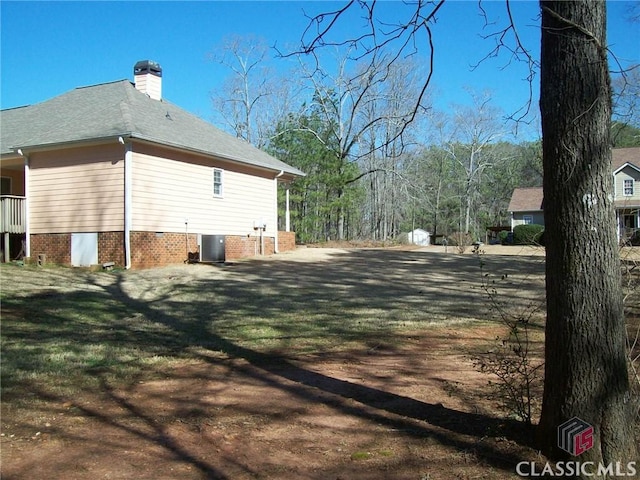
[
  {"xmin": 464, "ymin": 179, "xmax": 472, "ymax": 234},
  {"xmin": 337, "ymin": 193, "xmax": 345, "ymax": 241},
  {"xmin": 433, "ymin": 155, "xmax": 445, "ymax": 238},
  {"xmin": 433, "ymin": 191, "xmax": 439, "ymax": 238},
  {"xmin": 465, "ymin": 150, "xmax": 476, "ymax": 234},
  {"xmin": 538, "ymin": 0, "xmax": 638, "ymax": 472}
]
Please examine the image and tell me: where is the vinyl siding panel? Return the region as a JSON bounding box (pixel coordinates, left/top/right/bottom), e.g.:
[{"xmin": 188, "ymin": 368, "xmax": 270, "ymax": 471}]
[
  {"xmin": 615, "ymin": 166, "xmax": 640, "ymax": 201},
  {"xmin": 511, "ymin": 212, "xmax": 545, "ymax": 227},
  {"xmin": 131, "ymin": 148, "xmax": 276, "ymax": 236},
  {"xmin": 216, "ymin": 168, "xmax": 275, "ymax": 235},
  {"xmin": 29, "ymin": 144, "xmax": 124, "ymax": 233}
]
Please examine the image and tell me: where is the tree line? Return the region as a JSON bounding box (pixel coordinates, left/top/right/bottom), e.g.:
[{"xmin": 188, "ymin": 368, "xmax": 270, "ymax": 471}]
[{"xmin": 210, "ymin": 35, "xmax": 638, "ymax": 244}]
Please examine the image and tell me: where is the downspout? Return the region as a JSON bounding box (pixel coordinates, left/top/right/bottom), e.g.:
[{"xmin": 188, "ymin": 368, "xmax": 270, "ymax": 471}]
[
  {"xmin": 274, "ymin": 170, "xmax": 284, "ymax": 253},
  {"xmin": 20, "ymin": 150, "xmax": 31, "ymax": 259},
  {"xmin": 121, "ymin": 138, "xmax": 133, "ymax": 269}
]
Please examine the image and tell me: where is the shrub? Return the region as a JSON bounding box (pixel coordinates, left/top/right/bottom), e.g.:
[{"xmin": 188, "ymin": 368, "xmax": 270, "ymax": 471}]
[
  {"xmin": 513, "ymin": 224, "xmax": 544, "ymax": 245},
  {"xmin": 448, "ymin": 232, "xmax": 472, "ymax": 253},
  {"xmin": 472, "ymin": 254, "xmax": 545, "ymax": 425},
  {"xmin": 498, "ymin": 230, "xmax": 510, "ymax": 245}
]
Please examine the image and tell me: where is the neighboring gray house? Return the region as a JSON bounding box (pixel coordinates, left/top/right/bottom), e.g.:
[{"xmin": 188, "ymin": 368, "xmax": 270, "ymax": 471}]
[
  {"xmin": 612, "ymin": 147, "xmax": 640, "ymax": 241},
  {"xmin": 508, "ymin": 187, "xmax": 544, "ymax": 230},
  {"xmin": 0, "ymin": 60, "xmax": 305, "ymax": 268},
  {"xmin": 508, "ymin": 147, "xmax": 640, "ymax": 242}
]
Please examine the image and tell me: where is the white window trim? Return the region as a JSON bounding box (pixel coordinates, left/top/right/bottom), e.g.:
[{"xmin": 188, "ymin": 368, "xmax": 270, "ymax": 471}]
[
  {"xmin": 624, "ymin": 178, "xmax": 634, "ymax": 196},
  {"xmin": 523, "ymin": 215, "xmax": 533, "ymax": 225},
  {"xmin": 213, "ymin": 168, "xmax": 224, "ymax": 198}
]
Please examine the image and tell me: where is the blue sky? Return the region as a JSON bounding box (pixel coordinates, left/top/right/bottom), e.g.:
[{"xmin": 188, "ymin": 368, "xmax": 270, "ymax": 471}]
[{"xmin": 1, "ymin": 1, "xmax": 638, "ymax": 139}]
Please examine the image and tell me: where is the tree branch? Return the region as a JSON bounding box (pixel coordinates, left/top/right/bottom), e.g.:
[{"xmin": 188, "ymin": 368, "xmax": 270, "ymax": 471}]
[{"xmin": 472, "ymin": 0, "xmax": 538, "ymax": 127}]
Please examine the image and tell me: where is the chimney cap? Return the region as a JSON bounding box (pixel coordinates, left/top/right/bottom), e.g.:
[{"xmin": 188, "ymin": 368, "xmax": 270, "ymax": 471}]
[{"xmin": 134, "ymin": 60, "xmax": 162, "ymax": 77}]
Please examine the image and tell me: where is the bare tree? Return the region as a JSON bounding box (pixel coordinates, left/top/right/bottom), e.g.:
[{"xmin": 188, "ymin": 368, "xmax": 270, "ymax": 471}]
[
  {"xmin": 425, "ymin": 142, "xmax": 456, "ymax": 238},
  {"xmin": 358, "ymin": 58, "xmax": 427, "ymax": 240},
  {"xmin": 209, "ymin": 35, "xmax": 299, "ymax": 148},
  {"xmin": 292, "ymin": 48, "xmax": 427, "ymax": 240},
  {"xmin": 444, "ymin": 91, "xmax": 505, "ymax": 236},
  {"xmin": 612, "ymin": 66, "xmax": 640, "ymax": 130}
]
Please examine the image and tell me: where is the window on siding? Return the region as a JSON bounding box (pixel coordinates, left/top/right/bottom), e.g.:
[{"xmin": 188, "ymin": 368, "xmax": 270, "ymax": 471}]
[
  {"xmin": 523, "ymin": 215, "xmax": 533, "ymax": 225},
  {"xmin": 624, "ymin": 179, "xmax": 634, "ymax": 196},
  {"xmin": 1, "ymin": 177, "xmax": 11, "ymax": 195},
  {"xmin": 213, "ymin": 168, "xmax": 224, "ymax": 197}
]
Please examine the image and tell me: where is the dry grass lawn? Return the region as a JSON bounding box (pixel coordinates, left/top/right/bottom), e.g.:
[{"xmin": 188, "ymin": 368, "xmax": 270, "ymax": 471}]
[{"xmin": 1, "ymin": 245, "xmax": 637, "ymax": 479}]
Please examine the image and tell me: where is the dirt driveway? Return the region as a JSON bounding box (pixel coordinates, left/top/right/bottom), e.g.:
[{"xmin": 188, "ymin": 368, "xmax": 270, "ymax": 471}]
[{"xmin": 2, "ymin": 246, "xmax": 549, "ymax": 479}]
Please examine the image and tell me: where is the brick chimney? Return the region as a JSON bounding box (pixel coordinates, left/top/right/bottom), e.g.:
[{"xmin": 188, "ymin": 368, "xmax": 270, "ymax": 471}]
[{"xmin": 134, "ymin": 60, "xmax": 162, "ymax": 100}]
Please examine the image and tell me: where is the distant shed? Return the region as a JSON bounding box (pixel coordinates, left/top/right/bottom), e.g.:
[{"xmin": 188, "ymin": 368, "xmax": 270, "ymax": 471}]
[{"xmin": 408, "ymin": 229, "xmax": 431, "ymax": 246}]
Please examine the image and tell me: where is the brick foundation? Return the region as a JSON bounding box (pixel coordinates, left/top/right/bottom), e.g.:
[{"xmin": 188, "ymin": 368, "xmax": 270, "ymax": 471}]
[
  {"xmin": 277, "ymin": 231, "xmax": 296, "ymax": 252},
  {"xmin": 130, "ymin": 231, "xmax": 198, "ymax": 269},
  {"xmin": 98, "ymin": 232, "xmax": 125, "ymax": 266},
  {"xmin": 224, "ymin": 235, "xmax": 274, "ymax": 260},
  {"xmin": 29, "ymin": 230, "xmax": 296, "ymax": 268},
  {"xmin": 30, "ymin": 233, "xmax": 71, "ymax": 265}
]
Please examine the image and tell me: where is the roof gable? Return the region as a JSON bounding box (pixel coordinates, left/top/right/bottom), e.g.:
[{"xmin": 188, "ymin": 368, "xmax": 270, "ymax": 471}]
[
  {"xmin": 1, "ymin": 80, "xmax": 304, "ymax": 177},
  {"xmin": 612, "ymin": 147, "xmax": 640, "ymax": 172},
  {"xmin": 508, "ymin": 187, "xmax": 543, "ymax": 212},
  {"xmin": 613, "ymin": 162, "xmax": 640, "ymax": 176}
]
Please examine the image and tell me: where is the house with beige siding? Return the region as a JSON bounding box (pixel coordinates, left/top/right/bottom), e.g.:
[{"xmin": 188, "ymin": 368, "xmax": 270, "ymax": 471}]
[
  {"xmin": 508, "ymin": 147, "xmax": 640, "ymax": 243},
  {"xmin": 0, "ymin": 61, "xmax": 304, "ymax": 268}
]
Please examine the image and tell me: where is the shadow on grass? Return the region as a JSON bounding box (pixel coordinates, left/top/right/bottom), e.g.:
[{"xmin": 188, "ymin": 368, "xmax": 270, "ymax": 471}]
[{"xmin": 1, "ymin": 249, "xmax": 546, "ymax": 478}]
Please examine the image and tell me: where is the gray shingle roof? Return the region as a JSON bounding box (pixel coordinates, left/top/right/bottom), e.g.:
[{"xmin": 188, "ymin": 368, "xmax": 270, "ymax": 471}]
[
  {"xmin": 508, "ymin": 187, "xmax": 544, "ymax": 212},
  {"xmin": 1, "ymin": 80, "xmax": 304, "ymax": 177},
  {"xmin": 509, "ymin": 148, "xmax": 640, "ymax": 212},
  {"xmin": 612, "ymin": 147, "xmax": 640, "ymax": 172}
]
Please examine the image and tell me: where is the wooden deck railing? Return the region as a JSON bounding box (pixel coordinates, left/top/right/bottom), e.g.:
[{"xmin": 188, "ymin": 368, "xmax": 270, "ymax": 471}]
[{"xmin": 1, "ymin": 195, "xmax": 26, "ymax": 234}]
